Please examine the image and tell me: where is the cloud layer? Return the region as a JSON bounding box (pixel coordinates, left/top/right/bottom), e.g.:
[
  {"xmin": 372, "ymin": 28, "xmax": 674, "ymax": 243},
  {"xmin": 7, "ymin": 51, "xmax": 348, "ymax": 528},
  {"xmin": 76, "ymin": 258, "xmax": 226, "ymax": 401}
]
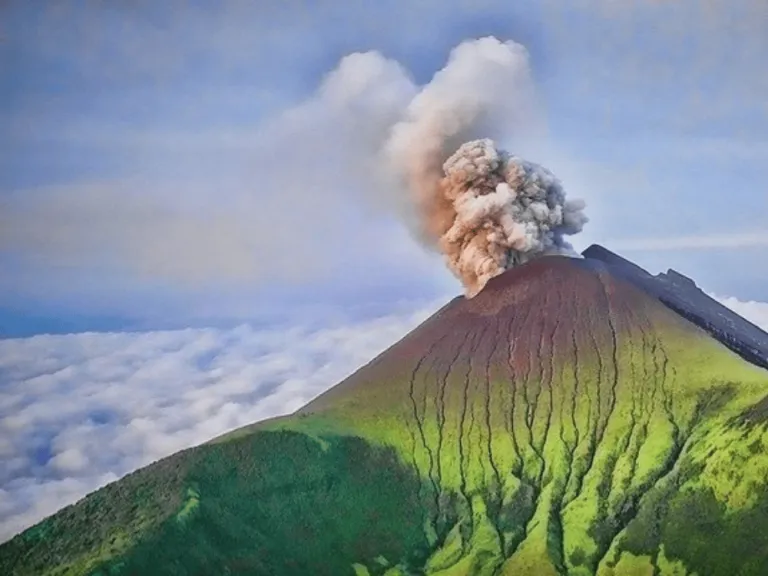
[{"xmin": 0, "ymin": 303, "xmax": 440, "ymax": 543}]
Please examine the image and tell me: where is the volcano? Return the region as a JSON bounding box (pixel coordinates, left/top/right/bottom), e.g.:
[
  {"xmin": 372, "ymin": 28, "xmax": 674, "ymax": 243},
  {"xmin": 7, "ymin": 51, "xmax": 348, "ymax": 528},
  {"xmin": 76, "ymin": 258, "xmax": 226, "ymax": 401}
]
[{"xmin": 3, "ymin": 247, "xmax": 768, "ymax": 576}]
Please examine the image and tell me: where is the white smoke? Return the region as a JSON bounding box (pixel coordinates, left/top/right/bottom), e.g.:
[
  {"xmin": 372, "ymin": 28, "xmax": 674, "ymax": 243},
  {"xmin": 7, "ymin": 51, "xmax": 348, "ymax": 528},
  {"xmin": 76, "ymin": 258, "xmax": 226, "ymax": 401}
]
[
  {"xmin": 434, "ymin": 139, "xmax": 587, "ymax": 295},
  {"xmin": 380, "ymin": 37, "xmax": 588, "ymax": 296},
  {"xmin": 1, "ymin": 36, "xmax": 587, "ymax": 297}
]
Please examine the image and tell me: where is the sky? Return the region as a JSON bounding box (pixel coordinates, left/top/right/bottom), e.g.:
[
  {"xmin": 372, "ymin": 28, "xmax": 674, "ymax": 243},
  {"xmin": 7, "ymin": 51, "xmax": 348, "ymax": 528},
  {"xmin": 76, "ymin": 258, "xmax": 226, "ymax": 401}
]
[{"xmin": 1, "ymin": 0, "xmax": 767, "ymax": 542}]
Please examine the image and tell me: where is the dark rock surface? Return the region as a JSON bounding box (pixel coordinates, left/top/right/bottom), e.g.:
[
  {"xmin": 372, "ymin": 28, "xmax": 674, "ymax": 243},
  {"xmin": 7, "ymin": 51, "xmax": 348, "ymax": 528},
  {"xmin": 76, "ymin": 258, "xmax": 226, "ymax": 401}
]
[{"xmin": 582, "ymin": 244, "xmax": 768, "ymax": 370}]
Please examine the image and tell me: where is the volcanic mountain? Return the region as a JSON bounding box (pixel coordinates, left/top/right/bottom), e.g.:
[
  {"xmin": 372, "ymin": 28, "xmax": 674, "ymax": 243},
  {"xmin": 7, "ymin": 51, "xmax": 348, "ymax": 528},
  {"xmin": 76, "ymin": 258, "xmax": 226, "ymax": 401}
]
[{"xmin": 3, "ymin": 247, "xmax": 768, "ymax": 576}]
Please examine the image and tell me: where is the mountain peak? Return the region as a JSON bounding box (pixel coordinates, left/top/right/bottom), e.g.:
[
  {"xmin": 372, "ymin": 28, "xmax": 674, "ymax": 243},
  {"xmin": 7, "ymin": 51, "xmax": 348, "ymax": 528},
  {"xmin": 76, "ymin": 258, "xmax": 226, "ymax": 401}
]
[{"xmin": 458, "ymin": 255, "xmax": 606, "ymax": 314}]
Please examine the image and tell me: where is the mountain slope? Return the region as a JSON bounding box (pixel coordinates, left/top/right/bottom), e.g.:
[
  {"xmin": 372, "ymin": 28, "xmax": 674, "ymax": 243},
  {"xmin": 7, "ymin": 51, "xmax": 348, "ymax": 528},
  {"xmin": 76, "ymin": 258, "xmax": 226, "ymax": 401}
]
[
  {"xmin": 3, "ymin": 256, "xmax": 768, "ymax": 576},
  {"xmin": 582, "ymin": 244, "xmax": 768, "ymax": 370}
]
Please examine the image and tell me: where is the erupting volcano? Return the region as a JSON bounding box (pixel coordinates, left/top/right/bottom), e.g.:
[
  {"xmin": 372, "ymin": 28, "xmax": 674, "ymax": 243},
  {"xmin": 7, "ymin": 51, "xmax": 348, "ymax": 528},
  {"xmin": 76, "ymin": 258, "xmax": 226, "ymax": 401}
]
[
  {"xmin": 3, "ymin": 247, "xmax": 768, "ymax": 576},
  {"xmin": 3, "ymin": 35, "xmax": 768, "ymax": 576},
  {"xmin": 418, "ymin": 138, "xmax": 586, "ymax": 297}
]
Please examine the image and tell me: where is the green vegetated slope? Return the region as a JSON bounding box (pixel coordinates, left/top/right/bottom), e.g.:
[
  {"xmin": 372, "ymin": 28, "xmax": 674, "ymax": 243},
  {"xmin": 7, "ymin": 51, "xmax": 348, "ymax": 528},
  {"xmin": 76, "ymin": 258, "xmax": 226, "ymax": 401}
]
[{"xmin": 3, "ymin": 257, "xmax": 768, "ymax": 576}]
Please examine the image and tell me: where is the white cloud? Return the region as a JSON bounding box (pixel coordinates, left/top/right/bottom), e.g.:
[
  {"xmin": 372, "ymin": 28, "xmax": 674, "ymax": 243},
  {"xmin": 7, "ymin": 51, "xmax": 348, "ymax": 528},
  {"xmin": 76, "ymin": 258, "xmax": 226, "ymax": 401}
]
[
  {"xmin": 0, "ymin": 302, "xmax": 441, "ymax": 543},
  {"xmin": 713, "ymin": 294, "xmax": 768, "ymax": 332},
  {"xmin": 0, "ymin": 47, "xmax": 420, "ymax": 287}
]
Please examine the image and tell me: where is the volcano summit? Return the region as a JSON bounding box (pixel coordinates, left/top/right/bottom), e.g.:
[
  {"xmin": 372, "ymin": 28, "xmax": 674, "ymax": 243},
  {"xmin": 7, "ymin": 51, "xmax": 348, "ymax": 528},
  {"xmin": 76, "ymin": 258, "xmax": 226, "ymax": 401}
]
[{"xmin": 2, "ymin": 247, "xmax": 768, "ymax": 576}]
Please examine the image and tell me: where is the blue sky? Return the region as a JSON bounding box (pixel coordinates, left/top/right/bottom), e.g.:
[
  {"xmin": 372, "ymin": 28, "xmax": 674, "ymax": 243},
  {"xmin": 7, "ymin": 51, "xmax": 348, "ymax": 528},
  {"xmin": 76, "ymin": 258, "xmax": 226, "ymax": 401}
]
[{"xmin": 1, "ymin": 0, "xmax": 767, "ymax": 335}]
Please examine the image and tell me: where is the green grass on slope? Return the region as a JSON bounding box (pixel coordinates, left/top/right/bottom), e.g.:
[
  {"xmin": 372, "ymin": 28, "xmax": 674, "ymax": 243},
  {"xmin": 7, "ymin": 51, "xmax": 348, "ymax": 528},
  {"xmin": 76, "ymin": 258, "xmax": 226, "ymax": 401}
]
[
  {"xmin": 0, "ymin": 450, "xmax": 196, "ymax": 576},
  {"xmin": 4, "ymin": 279, "xmax": 768, "ymax": 575},
  {"xmin": 271, "ymin": 291, "xmax": 768, "ymax": 575},
  {"xmin": 88, "ymin": 430, "xmax": 438, "ymax": 576},
  {"xmin": 613, "ymin": 421, "xmax": 768, "ymax": 576}
]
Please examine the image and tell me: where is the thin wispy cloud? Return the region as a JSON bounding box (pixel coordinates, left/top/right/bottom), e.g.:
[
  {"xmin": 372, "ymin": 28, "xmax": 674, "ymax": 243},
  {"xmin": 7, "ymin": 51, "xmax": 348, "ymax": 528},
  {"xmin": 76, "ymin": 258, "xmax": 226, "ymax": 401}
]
[
  {"xmin": 2, "ymin": 0, "xmax": 767, "ymax": 319},
  {"xmin": 608, "ymin": 231, "xmax": 768, "ymax": 252}
]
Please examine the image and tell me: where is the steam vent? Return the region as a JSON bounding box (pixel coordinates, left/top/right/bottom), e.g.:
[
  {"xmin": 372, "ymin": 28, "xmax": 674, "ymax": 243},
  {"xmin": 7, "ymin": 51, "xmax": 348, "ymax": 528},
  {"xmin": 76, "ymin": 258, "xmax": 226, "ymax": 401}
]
[{"xmin": 3, "ymin": 246, "xmax": 768, "ymax": 576}]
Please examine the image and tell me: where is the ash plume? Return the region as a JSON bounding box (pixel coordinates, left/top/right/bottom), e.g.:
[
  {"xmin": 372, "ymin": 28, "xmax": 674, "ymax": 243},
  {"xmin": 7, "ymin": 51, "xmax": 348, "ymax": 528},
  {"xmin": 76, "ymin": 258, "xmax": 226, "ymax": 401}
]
[
  {"xmin": 0, "ymin": 35, "xmax": 587, "ymax": 296},
  {"xmin": 438, "ymin": 140, "xmax": 587, "ymax": 296},
  {"xmin": 382, "ymin": 37, "xmax": 588, "ymax": 297}
]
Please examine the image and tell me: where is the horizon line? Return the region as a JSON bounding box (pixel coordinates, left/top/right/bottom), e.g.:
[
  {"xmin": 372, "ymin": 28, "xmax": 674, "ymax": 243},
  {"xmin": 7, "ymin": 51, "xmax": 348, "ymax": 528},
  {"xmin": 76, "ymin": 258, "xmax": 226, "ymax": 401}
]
[{"xmin": 602, "ymin": 231, "xmax": 768, "ymax": 252}]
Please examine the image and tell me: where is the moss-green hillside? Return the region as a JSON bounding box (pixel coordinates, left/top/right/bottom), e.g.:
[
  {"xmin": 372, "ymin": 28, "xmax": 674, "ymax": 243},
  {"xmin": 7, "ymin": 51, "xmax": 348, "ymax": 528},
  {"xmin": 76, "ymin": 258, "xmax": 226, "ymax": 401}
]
[{"xmin": 2, "ymin": 257, "xmax": 768, "ymax": 575}]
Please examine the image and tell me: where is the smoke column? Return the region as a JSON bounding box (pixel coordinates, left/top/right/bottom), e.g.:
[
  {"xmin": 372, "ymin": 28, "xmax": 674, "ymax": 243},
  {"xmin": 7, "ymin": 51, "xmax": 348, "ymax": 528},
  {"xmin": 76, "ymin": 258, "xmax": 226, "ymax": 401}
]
[
  {"xmin": 0, "ymin": 36, "xmax": 586, "ymax": 295},
  {"xmin": 383, "ymin": 37, "xmax": 588, "ymax": 297},
  {"xmin": 438, "ymin": 139, "xmax": 587, "ymax": 296}
]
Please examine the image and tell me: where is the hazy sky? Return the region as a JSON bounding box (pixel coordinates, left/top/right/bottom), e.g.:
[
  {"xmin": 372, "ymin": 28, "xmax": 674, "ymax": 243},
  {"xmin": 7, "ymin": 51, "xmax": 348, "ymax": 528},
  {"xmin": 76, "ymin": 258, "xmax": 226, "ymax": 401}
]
[
  {"xmin": 1, "ymin": 0, "xmax": 768, "ymax": 543},
  {"xmin": 1, "ymin": 0, "xmax": 766, "ymax": 335}
]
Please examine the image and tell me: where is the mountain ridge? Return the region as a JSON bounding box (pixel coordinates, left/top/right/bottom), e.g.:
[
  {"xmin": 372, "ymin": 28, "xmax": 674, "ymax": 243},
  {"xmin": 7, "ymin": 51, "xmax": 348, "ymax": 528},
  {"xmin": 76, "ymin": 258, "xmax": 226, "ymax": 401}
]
[{"xmin": 582, "ymin": 244, "xmax": 768, "ymax": 370}]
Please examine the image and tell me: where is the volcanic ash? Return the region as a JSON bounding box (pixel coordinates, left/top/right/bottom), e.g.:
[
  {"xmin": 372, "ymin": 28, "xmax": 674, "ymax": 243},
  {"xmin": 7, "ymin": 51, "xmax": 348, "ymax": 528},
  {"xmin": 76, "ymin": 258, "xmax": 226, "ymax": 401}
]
[{"xmin": 436, "ymin": 139, "xmax": 588, "ymax": 297}]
